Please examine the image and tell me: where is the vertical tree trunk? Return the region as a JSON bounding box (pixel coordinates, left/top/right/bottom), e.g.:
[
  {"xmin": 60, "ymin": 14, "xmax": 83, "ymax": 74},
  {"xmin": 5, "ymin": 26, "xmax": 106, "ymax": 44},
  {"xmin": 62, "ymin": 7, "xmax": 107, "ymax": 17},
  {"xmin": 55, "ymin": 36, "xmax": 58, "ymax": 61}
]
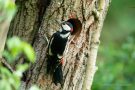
[{"xmin": 8, "ymin": 0, "xmax": 110, "ymax": 90}]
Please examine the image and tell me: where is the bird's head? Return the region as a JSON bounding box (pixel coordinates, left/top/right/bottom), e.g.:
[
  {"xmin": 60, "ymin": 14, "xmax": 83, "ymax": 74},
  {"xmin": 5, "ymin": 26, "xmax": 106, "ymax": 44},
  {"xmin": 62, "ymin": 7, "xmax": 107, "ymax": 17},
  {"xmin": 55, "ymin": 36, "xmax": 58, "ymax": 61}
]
[{"xmin": 61, "ymin": 21, "xmax": 73, "ymax": 33}]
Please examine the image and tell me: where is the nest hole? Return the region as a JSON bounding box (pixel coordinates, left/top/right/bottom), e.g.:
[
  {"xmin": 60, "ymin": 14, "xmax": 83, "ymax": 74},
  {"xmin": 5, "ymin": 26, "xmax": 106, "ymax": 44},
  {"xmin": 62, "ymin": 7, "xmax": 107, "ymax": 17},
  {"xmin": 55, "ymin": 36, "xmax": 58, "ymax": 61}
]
[{"xmin": 67, "ymin": 18, "xmax": 82, "ymax": 35}]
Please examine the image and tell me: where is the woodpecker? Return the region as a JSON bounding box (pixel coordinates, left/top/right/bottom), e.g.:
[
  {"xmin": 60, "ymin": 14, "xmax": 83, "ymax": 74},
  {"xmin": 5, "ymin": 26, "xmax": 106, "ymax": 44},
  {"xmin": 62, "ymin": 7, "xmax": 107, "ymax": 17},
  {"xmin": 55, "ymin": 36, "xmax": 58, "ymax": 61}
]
[{"xmin": 47, "ymin": 21, "xmax": 73, "ymax": 85}]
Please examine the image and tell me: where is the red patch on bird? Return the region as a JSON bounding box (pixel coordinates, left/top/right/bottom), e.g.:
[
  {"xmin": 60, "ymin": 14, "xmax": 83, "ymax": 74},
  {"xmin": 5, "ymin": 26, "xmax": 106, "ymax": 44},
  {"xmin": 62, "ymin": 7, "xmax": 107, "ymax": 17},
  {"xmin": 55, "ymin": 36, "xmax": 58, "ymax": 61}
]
[{"xmin": 60, "ymin": 58, "xmax": 64, "ymax": 65}]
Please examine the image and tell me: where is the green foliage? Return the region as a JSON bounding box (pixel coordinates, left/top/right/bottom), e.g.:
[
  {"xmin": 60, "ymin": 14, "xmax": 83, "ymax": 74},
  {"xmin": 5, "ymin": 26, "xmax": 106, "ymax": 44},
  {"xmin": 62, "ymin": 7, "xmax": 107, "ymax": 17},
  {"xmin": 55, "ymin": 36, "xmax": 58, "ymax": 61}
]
[
  {"xmin": 92, "ymin": 0, "xmax": 135, "ymax": 90},
  {"xmin": 0, "ymin": 0, "xmax": 39, "ymax": 89},
  {"xmin": 101, "ymin": 0, "xmax": 135, "ymax": 44},
  {"xmin": 0, "ymin": 36, "xmax": 36, "ymax": 90},
  {"xmin": 3, "ymin": 37, "xmax": 36, "ymax": 62},
  {"xmin": 92, "ymin": 36, "xmax": 135, "ymax": 90},
  {"xmin": 0, "ymin": 64, "xmax": 26, "ymax": 90}
]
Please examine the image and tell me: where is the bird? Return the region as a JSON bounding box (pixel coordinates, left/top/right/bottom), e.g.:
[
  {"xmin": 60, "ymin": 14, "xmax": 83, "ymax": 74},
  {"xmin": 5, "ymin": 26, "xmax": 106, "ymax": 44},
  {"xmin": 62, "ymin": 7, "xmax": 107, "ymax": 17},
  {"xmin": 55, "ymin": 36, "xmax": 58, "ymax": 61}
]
[{"xmin": 47, "ymin": 21, "xmax": 73, "ymax": 85}]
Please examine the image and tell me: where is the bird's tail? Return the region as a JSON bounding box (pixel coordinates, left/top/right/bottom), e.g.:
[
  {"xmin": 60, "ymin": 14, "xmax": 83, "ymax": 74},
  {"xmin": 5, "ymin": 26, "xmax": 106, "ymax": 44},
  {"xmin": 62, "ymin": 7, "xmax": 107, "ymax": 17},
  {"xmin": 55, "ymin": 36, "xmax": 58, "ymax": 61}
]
[
  {"xmin": 53, "ymin": 64, "xmax": 63, "ymax": 85},
  {"xmin": 47, "ymin": 55, "xmax": 64, "ymax": 85}
]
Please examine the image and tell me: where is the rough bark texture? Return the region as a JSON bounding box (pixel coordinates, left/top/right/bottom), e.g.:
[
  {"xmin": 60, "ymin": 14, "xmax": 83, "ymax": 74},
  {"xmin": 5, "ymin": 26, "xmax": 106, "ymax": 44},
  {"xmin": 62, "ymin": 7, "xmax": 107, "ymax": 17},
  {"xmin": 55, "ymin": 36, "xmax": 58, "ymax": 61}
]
[{"xmin": 8, "ymin": 0, "xmax": 110, "ymax": 90}]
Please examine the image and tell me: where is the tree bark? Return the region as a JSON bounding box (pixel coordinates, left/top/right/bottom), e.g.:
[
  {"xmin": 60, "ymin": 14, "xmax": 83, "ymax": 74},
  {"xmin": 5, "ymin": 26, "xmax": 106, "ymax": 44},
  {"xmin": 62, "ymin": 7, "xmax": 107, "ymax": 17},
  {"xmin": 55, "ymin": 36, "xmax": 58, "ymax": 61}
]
[{"xmin": 8, "ymin": 0, "xmax": 110, "ymax": 90}]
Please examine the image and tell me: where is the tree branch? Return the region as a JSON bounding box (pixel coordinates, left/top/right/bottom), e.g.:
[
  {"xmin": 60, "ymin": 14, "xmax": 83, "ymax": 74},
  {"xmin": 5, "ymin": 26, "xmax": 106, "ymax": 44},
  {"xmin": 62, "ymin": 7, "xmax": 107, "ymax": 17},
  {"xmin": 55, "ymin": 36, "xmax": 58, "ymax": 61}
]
[{"xmin": 0, "ymin": 57, "xmax": 14, "ymax": 72}]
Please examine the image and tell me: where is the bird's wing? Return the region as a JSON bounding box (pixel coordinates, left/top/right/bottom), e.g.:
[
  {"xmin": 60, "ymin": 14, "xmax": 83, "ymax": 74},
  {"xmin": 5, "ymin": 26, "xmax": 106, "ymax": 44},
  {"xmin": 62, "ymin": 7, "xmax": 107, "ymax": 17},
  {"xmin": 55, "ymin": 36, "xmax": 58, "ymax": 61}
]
[{"xmin": 47, "ymin": 34, "xmax": 55, "ymax": 55}]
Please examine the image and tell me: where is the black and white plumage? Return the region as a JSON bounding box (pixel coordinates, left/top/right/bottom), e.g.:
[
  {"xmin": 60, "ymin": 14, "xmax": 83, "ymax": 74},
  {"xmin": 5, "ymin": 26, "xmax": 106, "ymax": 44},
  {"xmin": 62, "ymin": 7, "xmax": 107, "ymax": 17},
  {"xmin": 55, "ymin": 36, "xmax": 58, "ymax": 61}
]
[{"xmin": 47, "ymin": 21, "xmax": 73, "ymax": 85}]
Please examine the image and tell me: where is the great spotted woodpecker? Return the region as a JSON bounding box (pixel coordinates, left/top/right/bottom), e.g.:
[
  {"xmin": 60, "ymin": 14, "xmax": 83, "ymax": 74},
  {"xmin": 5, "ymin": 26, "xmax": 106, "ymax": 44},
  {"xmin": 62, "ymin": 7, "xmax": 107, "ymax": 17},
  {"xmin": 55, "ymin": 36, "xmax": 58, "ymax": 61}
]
[{"xmin": 47, "ymin": 21, "xmax": 73, "ymax": 85}]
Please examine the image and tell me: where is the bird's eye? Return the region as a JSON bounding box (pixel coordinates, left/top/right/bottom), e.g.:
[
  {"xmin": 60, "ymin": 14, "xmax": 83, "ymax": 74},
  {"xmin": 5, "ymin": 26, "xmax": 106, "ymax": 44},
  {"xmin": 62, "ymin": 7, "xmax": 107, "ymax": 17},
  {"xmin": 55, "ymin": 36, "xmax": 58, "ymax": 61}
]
[{"xmin": 63, "ymin": 23, "xmax": 66, "ymax": 25}]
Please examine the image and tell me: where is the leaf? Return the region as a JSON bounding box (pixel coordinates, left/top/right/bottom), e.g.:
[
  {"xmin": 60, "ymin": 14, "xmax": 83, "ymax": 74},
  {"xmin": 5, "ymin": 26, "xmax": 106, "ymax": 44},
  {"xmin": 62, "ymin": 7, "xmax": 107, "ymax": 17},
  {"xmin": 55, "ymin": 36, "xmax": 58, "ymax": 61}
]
[
  {"xmin": 7, "ymin": 36, "xmax": 22, "ymax": 58},
  {"xmin": 2, "ymin": 50, "xmax": 14, "ymax": 62},
  {"xmin": 22, "ymin": 42, "xmax": 36, "ymax": 62},
  {"xmin": 14, "ymin": 64, "xmax": 29, "ymax": 77}
]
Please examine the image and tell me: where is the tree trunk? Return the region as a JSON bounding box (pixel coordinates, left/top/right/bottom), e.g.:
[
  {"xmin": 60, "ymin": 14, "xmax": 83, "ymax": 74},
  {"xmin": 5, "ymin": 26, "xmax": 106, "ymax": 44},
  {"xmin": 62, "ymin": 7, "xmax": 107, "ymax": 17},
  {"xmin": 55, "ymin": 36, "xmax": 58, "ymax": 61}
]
[{"xmin": 8, "ymin": 0, "xmax": 110, "ymax": 90}]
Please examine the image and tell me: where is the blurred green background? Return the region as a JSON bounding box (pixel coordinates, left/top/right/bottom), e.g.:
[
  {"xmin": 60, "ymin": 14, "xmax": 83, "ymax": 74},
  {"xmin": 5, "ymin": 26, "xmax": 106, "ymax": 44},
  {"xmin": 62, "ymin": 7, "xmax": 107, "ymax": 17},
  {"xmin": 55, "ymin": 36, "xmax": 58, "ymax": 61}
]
[{"xmin": 92, "ymin": 0, "xmax": 135, "ymax": 90}]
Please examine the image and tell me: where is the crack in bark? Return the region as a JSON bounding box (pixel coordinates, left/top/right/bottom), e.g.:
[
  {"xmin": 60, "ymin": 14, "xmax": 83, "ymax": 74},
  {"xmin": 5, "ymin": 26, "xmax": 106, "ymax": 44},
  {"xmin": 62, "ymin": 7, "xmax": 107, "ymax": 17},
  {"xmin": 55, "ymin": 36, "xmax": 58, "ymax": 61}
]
[
  {"xmin": 81, "ymin": 0, "xmax": 86, "ymax": 21},
  {"xmin": 48, "ymin": 0, "xmax": 65, "ymax": 19}
]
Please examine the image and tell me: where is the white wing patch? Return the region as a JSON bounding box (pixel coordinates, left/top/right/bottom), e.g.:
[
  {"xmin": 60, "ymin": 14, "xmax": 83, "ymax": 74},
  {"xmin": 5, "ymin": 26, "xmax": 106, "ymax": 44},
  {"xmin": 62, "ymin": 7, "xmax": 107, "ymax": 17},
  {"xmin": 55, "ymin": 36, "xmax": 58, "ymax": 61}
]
[
  {"xmin": 57, "ymin": 54, "xmax": 63, "ymax": 59},
  {"xmin": 62, "ymin": 24, "xmax": 71, "ymax": 31},
  {"xmin": 60, "ymin": 32, "xmax": 70, "ymax": 38},
  {"xmin": 48, "ymin": 37, "xmax": 54, "ymax": 55}
]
